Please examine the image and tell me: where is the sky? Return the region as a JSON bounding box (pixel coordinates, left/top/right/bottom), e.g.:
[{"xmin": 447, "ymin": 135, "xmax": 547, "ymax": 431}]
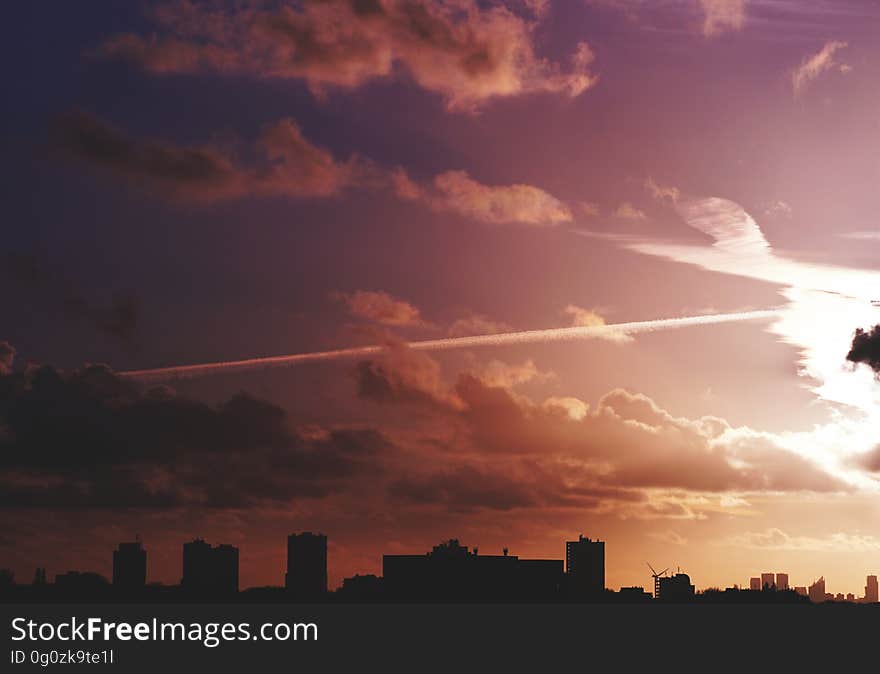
[{"xmin": 3, "ymin": 0, "xmax": 880, "ymax": 595}]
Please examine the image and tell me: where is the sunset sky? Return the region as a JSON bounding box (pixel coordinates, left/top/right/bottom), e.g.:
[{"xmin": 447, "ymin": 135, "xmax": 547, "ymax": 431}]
[{"xmin": 4, "ymin": 0, "xmax": 880, "ymax": 596}]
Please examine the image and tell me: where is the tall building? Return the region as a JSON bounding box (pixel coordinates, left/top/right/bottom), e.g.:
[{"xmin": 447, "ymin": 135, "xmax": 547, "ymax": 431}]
[
  {"xmin": 760, "ymin": 572, "xmax": 775, "ymax": 590},
  {"xmin": 775, "ymin": 573, "xmax": 789, "ymax": 591},
  {"xmin": 181, "ymin": 539, "xmax": 239, "ymax": 594},
  {"xmin": 565, "ymin": 535, "xmax": 605, "ymax": 596},
  {"xmin": 749, "ymin": 577, "xmax": 761, "ymax": 591},
  {"xmin": 865, "ymin": 575, "xmax": 878, "ymax": 603},
  {"xmin": 657, "ymin": 573, "xmax": 695, "ymax": 602},
  {"xmin": 112, "ymin": 542, "xmax": 146, "ymax": 590},
  {"xmin": 808, "ymin": 577, "xmax": 825, "ymax": 603},
  {"xmin": 286, "ymin": 532, "xmax": 327, "ymax": 597}
]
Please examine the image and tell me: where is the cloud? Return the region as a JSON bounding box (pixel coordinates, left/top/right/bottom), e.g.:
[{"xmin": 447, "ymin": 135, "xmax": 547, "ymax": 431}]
[
  {"xmin": 353, "ymin": 339, "xmax": 460, "ymax": 408},
  {"xmin": 0, "ymin": 363, "xmax": 391, "ymax": 508},
  {"xmin": 563, "ymin": 304, "xmax": 632, "ymax": 342},
  {"xmin": 333, "ymin": 290, "xmax": 426, "ymax": 327},
  {"xmin": 578, "ymin": 201, "xmax": 600, "ymax": 216},
  {"xmin": 840, "ymin": 231, "xmax": 880, "ymax": 241},
  {"xmin": 3, "ymin": 253, "xmax": 139, "ymax": 345},
  {"xmin": 724, "ymin": 528, "xmax": 880, "ymax": 552},
  {"xmin": 847, "ymin": 325, "xmax": 880, "ymax": 375},
  {"xmin": 101, "ymin": 0, "xmax": 598, "ymax": 112},
  {"xmin": 613, "ymin": 202, "xmax": 646, "ymax": 220},
  {"xmin": 698, "ymin": 0, "xmax": 746, "ymax": 37},
  {"xmin": 0, "ymin": 342, "xmax": 15, "ymax": 376},
  {"xmin": 472, "ymin": 359, "xmax": 553, "ymax": 389},
  {"xmin": 644, "ymin": 177, "xmax": 680, "ymax": 204},
  {"xmin": 763, "ymin": 200, "xmax": 792, "ymax": 218},
  {"xmin": 447, "ymin": 313, "xmax": 512, "ymax": 337},
  {"xmin": 54, "ymin": 110, "xmax": 357, "ymax": 202},
  {"xmin": 649, "ymin": 529, "xmax": 688, "ymax": 545},
  {"xmin": 791, "ymin": 41, "xmax": 849, "ymax": 97},
  {"xmin": 395, "ymin": 168, "xmax": 572, "ymax": 226},
  {"xmin": 448, "ymin": 373, "xmax": 844, "ymax": 493}
]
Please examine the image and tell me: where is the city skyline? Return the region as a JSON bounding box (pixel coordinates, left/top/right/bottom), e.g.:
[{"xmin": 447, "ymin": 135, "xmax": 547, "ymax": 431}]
[
  {"xmin": 2, "ymin": 532, "xmax": 877, "ymax": 602},
  {"xmin": 4, "ymin": 1, "xmax": 880, "ymax": 597}
]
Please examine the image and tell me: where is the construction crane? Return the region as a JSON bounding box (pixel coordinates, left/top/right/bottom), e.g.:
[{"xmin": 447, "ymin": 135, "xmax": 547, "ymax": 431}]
[{"xmin": 647, "ymin": 562, "xmax": 668, "ymax": 599}]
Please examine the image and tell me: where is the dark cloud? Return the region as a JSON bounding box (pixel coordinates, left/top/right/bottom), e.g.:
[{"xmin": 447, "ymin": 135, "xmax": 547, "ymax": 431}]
[
  {"xmin": 0, "ymin": 364, "xmax": 390, "ymax": 509},
  {"xmin": 3, "ymin": 254, "xmax": 139, "ymax": 345},
  {"xmin": 53, "ymin": 110, "xmax": 357, "ymax": 203},
  {"xmin": 847, "ymin": 325, "xmax": 880, "ymax": 374},
  {"xmin": 0, "ymin": 342, "xmax": 15, "ymax": 375}
]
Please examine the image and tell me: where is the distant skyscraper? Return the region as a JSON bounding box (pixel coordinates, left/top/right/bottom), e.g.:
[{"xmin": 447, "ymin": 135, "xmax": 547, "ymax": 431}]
[
  {"xmin": 775, "ymin": 573, "xmax": 789, "ymax": 591},
  {"xmin": 181, "ymin": 539, "xmax": 238, "ymax": 594},
  {"xmin": 794, "ymin": 586, "xmax": 808, "ymax": 597},
  {"xmin": 808, "ymin": 577, "xmax": 825, "ymax": 603},
  {"xmin": 749, "ymin": 577, "xmax": 761, "ymax": 591},
  {"xmin": 112, "ymin": 542, "xmax": 146, "ymax": 589},
  {"xmin": 286, "ymin": 532, "xmax": 327, "ymax": 597},
  {"xmin": 865, "ymin": 575, "xmax": 878, "ymax": 603},
  {"xmin": 565, "ymin": 535, "xmax": 604, "ymax": 596},
  {"xmin": 760, "ymin": 572, "xmax": 775, "ymax": 590}
]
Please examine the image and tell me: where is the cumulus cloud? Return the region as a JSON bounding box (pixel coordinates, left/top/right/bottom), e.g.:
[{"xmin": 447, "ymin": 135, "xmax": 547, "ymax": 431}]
[
  {"xmin": 698, "ymin": 0, "xmax": 746, "ymax": 37},
  {"xmin": 101, "ymin": 0, "xmax": 598, "ymax": 111},
  {"xmin": 563, "ymin": 304, "xmax": 631, "ymax": 342},
  {"xmin": 578, "ymin": 201, "xmax": 600, "ymax": 216},
  {"xmin": 395, "ymin": 168, "xmax": 572, "ymax": 226},
  {"xmin": 54, "ymin": 110, "xmax": 358, "ymax": 202},
  {"xmin": 353, "ymin": 339, "xmax": 460, "ymax": 408},
  {"xmin": 613, "ymin": 202, "xmax": 646, "ymax": 220},
  {"xmin": 644, "ymin": 177, "xmax": 680, "ymax": 204},
  {"xmin": 0, "ymin": 364, "xmax": 391, "ymax": 508},
  {"xmin": 333, "ymin": 290, "xmax": 427, "ymax": 327},
  {"xmin": 472, "ymin": 358, "xmax": 553, "ymax": 389},
  {"xmin": 847, "ymin": 325, "xmax": 880, "ymax": 375},
  {"xmin": 764, "ymin": 200, "xmax": 792, "ymax": 218},
  {"xmin": 791, "ymin": 40, "xmax": 849, "ymax": 97}
]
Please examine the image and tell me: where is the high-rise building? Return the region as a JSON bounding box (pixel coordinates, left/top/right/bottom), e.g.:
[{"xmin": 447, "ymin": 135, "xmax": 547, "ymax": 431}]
[
  {"xmin": 794, "ymin": 586, "xmax": 808, "ymax": 597},
  {"xmin": 181, "ymin": 539, "xmax": 238, "ymax": 594},
  {"xmin": 286, "ymin": 532, "xmax": 327, "ymax": 597},
  {"xmin": 808, "ymin": 577, "xmax": 825, "ymax": 603},
  {"xmin": 565, "ymin": 535, "xmax": 604, "ymax": 596},
  {"xmin": 865, "ymin": 575, "xmax": 878, "ymax": 603},
  {"xmin": 749, "ymin": 577, "xmax": 761, "ymax": 591},
  {"xmin": 112, "ymin": 542, "xmax": 146, "ymax": 589},
  {"xmin": 760, "ymin": 572, "xmax": 775, "ymax": 590},
  {"xmin": 775, "ymin": 573, "xmax": 789, "ymax": 591},
  {"xmin": 657, "ymin": 573, "xmax": 695, "ymax": 602}
]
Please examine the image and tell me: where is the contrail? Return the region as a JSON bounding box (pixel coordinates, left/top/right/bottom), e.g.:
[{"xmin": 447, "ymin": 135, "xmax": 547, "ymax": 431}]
[{"xmin": 120, "ymin": 309, "xmax": 778, "ymax": 383}]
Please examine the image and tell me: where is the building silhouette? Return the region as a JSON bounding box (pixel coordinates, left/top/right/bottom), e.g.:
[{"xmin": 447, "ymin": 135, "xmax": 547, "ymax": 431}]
[
  {"xmin": 383, "ymin": 539, "xmax": 563, "ymax": 601},
  {"xmin": 181, "ymin": 539, "xmax": 239, "ymax": 595},
  {"xmin": 286, "ymin": 532, "xmax": 327, "ymax": 598},
  {"xmin": 760, "ymin": 572, "xmax": 775, "ymax": 590},
  {"xmin": 865, "ymin": 575, "xmax": 878, "ymax": 603},
  {"xmin": 808, "ymin": 577, "xmax": 825, "ymax": 603},
  {"xmin": 657, "ymin": 573, "xmax": 695, "ymax": 602},
  {"xmin": 112, "ymin": 541, "xmax": 146, "ymax": 590},
  {"xmin": 749, "ymin": 577, "xmax": 761, "ymax": 591},
  {"xmin": 565, "ymin": 535, "xmax": 605, "ymax": 597},
  {"xmin": 775, "ymin": 573, "xmax": 789, "ymax": 591}
]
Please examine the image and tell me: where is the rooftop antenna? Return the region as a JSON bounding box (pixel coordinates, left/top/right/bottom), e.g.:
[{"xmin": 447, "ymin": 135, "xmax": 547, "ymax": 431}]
[{"xmin": 647, "ymin": 562, "xmax": 668, "ymax": 599}]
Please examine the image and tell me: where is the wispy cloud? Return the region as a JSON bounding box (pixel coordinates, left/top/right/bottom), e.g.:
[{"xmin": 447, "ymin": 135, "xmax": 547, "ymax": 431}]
[{"xmin": 791, "ymin": 40, "xmax": 849, "ymax": 97}]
